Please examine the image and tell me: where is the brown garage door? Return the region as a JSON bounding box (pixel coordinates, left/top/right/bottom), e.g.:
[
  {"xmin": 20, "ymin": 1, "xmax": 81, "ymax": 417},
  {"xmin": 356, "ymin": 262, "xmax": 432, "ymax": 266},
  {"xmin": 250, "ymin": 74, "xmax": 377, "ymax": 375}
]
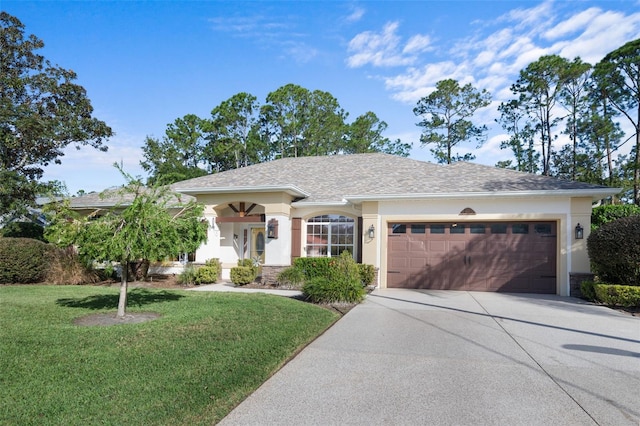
[{"xmin": 387, "ymin": 222, "xmax": 557, "ymax": 293}]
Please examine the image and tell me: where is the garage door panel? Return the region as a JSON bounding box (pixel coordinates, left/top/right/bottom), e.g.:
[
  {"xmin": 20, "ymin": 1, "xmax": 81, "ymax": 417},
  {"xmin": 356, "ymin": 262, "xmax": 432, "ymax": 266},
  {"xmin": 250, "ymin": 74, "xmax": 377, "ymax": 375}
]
[{"xmin": 387, "ymin": 221, "xmax": 557, "ymax": 293}]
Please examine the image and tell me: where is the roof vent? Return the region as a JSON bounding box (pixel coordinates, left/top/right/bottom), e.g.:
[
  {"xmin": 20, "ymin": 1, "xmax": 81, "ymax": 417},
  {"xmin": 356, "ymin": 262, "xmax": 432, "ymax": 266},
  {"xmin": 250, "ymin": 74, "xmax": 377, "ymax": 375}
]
[{"xmin": 459, "ymin": 207, "xmax": 476, "ymax": 215}]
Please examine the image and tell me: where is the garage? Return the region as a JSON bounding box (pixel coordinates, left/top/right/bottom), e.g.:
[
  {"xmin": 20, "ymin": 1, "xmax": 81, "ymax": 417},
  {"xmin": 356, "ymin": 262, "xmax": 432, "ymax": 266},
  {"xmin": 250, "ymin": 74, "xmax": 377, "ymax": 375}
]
[{"xmin": 387, "ymin": 221, "xmax": 557, "ymax": 293}]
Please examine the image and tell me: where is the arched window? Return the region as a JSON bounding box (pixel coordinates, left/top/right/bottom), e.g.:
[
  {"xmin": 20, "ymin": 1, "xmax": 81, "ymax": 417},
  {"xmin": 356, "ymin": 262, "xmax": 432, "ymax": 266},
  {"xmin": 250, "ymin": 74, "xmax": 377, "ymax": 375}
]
[{"xmin": 306, "ymin": 215, "xmax": 355, "ymax": 258}]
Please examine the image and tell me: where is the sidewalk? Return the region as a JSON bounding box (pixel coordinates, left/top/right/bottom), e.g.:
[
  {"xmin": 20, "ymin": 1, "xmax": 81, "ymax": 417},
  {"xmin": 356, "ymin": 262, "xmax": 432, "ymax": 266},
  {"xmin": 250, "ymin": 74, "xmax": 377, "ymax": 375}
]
[{"xmin": 187, "ymin": 282, "xmax": 303, "ymax": 298}]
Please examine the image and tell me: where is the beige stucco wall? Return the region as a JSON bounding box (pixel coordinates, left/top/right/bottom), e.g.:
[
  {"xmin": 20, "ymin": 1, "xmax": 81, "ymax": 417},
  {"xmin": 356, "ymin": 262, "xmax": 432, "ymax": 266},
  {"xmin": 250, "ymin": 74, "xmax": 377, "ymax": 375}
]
[
  {"xmin": 569, "ymin": 197, "xmax": 593, "ymax": 274},
  {"xmin": 191, "ymin": 191, "xmax": 595, "ymax": 295}
]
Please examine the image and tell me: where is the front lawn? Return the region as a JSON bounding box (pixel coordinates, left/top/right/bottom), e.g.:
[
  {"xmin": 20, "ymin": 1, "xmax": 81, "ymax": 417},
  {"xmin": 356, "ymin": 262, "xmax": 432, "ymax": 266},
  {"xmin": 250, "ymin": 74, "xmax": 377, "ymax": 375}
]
[{"xmin": 0, "ymin": 285, "xmax": 338, "ymax": 425}]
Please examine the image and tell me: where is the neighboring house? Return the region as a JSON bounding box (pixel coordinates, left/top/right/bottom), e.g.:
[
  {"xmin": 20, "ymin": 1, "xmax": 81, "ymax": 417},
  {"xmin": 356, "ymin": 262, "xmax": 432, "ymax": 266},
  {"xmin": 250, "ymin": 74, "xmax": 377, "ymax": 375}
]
[
  {"xmin": 166, "ymin": 153, "xmax": 617, "ymax": 296},
  {"xmin": 69, "ymin": 153, "xmax": 617, "ymax": 296}
]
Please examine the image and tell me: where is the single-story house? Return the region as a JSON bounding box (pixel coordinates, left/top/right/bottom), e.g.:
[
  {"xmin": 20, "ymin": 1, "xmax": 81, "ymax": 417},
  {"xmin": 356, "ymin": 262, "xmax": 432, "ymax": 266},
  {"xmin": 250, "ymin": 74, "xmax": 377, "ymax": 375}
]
[
  {"xmin": 69, "ymin": 153, "xmax": 618, "ymax": 295},
  {"xmin": 164, "ymin": 153, "xmax": 617, "ymax": 296}
]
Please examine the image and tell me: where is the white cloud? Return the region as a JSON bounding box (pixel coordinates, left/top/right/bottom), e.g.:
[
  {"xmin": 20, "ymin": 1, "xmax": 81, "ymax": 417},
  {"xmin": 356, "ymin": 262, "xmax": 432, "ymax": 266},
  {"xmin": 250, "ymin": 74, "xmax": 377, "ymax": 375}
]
[
  {"xmin": 345, "ymin": 6, "xmax": 365, "ymax": 23},
  {"xmin": 346, "ymin": 21, "xmax": 431, "ymax": 68},
  {"xmin": 403, "ymin": 34, "xmax": 432, "ymax": 54},
  {"xmin": 385, "ymin": 61, "xmax": 464, "ymax": 103},
  {"xmin": 543, "ymin": 7, "xmax": 601, "ymax": 40},
  {"xmin": 556, "ymin": 11, "xmax": 640, "ymax": 64},
  {"xmin": 283, "ymin": 41, "xmax": 319, "ymax": 64},
  {"xmin": 498, "ymin": 0, "xmax": 555, "ymax": 34}
]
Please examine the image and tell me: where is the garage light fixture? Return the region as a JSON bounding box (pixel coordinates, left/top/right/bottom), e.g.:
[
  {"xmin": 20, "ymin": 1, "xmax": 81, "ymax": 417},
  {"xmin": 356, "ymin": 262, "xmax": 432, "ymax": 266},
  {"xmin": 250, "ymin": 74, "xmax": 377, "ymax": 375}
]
[
  {"xmin": 575, "ymin": 223, "xmax": 584, "ymax": 240},
  {"xmin": 368, "ymin": 225, "xmax": 375, "ymax": 239}
]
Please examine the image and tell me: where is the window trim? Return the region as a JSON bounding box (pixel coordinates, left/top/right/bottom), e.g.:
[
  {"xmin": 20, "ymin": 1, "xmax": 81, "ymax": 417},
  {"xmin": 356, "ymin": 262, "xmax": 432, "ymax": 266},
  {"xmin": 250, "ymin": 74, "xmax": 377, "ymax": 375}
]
[{"xmin": 305, "ymin": 214, "xmax": 356, "ymax": 258}]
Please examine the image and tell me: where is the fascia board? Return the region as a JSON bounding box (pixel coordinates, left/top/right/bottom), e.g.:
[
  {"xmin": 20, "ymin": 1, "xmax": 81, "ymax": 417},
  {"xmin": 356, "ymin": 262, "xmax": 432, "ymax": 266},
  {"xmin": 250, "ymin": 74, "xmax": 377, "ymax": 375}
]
[
  {"xmin": 175, "ymin": 185, "xmax": 310, "ymax": 198},
  {"xmin": 344, "ymin": 188, "xmax": 622, "ymax": 202},
  {"xmin": 291, "ymin": 200, "xmax": 350, "ymax": 207}
]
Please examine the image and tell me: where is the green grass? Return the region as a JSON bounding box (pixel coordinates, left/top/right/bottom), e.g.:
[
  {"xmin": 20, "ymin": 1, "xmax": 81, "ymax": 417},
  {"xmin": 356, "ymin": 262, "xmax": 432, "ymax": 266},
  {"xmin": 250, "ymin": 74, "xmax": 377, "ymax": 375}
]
[{"xmin": 0, "ymin": 285, "xmax": 338, "ymax": 425}]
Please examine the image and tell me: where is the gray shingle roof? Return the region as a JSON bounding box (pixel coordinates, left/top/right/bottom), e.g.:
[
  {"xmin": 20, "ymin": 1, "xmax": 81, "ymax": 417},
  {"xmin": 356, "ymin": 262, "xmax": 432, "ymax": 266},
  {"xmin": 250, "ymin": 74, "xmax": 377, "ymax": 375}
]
[
  {"xmin": 170, "ymin": 153, "xmax": 617, "ymax": 204},
  {"xmin": 69, "ymin": 186, "xmax": 195, "ymax": 209}
]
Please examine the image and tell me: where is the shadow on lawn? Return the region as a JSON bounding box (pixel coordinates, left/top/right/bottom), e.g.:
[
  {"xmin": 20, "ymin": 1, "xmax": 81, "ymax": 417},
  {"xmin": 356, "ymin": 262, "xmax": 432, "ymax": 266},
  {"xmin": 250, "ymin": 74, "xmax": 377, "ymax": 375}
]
[{"xmin": 56, "ymin": 288, "xmax": 184, "ymax": 310}]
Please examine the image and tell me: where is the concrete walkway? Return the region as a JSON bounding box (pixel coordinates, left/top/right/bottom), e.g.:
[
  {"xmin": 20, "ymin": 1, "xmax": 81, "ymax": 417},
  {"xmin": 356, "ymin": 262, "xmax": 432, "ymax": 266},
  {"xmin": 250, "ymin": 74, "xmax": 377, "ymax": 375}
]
[
  {"xmin": 219, "ymin": 289, "xmax": 640, "ymax": 426},
  {"xmin": 187, "ymin": 282, "xmax": 302, "ymax": 297}
]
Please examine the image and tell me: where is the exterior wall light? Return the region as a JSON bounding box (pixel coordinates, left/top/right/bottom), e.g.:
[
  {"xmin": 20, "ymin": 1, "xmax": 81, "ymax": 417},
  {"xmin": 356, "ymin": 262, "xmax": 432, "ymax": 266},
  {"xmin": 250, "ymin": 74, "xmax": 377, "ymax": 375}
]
[
  {"xmin": 368, "ymin": 224, "xmax": 375, "ymax": 239},
  {"xmin": 575, "ymin": 223, "xmax": 584, "ymax": 240},
  {"xmin": 267, "ymin": 218, "xmax": 278, "ymax": 239}
]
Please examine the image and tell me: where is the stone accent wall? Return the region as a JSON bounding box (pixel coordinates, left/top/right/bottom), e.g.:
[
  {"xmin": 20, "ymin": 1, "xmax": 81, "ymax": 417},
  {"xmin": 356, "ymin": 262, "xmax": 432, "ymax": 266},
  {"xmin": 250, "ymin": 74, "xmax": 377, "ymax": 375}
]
[
  {"xmin": 260, "ymin": 265, "xmax": 289, "ymax": 285},
  {"xmin": 570, "ymin": 273, "xmax": 594, "ymax": 298}
]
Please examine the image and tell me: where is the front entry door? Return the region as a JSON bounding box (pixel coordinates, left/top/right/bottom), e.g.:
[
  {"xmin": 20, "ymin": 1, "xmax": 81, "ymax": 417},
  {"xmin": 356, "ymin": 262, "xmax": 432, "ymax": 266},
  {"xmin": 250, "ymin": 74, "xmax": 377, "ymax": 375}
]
[{"xmin": 250, "ymin": 228, "xmax": 266, "ymax": 264}]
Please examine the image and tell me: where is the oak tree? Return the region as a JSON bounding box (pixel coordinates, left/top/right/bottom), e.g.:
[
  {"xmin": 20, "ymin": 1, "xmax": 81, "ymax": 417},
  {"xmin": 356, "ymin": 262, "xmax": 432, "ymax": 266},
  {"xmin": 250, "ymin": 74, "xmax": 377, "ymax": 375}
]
[{"xmin": 0, "ymin": 12, "xmax": 112, "ymax": 217}]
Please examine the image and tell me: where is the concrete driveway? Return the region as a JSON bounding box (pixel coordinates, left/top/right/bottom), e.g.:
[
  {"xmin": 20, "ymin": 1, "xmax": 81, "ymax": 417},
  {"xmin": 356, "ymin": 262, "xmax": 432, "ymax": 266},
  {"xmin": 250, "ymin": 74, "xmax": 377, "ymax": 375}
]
[{"xmin": 219, "ymin": 289, "xmax": 640, "ymax": 426}]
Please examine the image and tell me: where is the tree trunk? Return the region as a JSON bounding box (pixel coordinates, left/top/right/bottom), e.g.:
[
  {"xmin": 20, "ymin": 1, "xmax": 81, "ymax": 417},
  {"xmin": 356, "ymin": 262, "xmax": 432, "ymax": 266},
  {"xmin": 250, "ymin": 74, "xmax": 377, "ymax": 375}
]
[{"xmin": 117, "ymin": 261, "xmax": 129, "ymax": 318}]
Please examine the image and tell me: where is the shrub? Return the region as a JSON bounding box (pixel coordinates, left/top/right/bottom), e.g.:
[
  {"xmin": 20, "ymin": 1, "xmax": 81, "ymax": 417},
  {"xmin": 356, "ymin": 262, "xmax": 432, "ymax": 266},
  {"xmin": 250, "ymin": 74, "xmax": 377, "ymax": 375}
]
[
  {"xmin": 276, "ymin": 266, "xmax": 306, "ymax": 288},
  {"xmin": 177, "ymin": 264, "xmax": 198, "ymax": 286},
  {"xmin": 237, "ymin": 258, "xmax": 254, "ymax": 268},
  {"xmin": 47, "ymin": 246, "xmax": 100, "ymax": 285},
  {"xmin": 302, "ymin": 252, "xmax": 365, "ymax": 304},
  {"xmin": 303, "ymin": 276, "xmax": 365, "ymax": 304},
  {"xmin": 1, "ymin": 222, "xmax": 45, "ymax": 241},
  {"xmin": 593, "ymin": 283, "xmax": 640, "ymax": 308},
  {"xmin": 587, "ymin": 216, "xmax": 640, "ymax": 286},
  {"xmin": 580, "ymin": 280, "xmax": 596, "ymax": 302},
  {"xmin": 230, "ymin": 266, "xmax": 256, "ymax": 286},
  {"xmin": 293, "ymin": 257, "xmax": 334, "ymax": 280},
  {"xmin": 0, "ymin": 238, "xmax": 54, "ymax": 284},
  {"xmin": 195, "ymin": 259, "xmax": 221, "ymax": 285},
  {"xmin": 591, "ymin": 204, "xmax": 640, "ymax": 229},
  {"xmin": 358, "ymin": 264, "xmax": 376, "ymax": 286}
]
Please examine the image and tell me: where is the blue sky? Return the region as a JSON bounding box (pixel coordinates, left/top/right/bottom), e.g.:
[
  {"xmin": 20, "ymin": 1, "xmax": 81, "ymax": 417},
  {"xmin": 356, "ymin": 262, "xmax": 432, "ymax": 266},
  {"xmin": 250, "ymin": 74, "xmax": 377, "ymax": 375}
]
[{"xmin": 4, "ymin": 0, "xmax": 640, "ymax": 194}]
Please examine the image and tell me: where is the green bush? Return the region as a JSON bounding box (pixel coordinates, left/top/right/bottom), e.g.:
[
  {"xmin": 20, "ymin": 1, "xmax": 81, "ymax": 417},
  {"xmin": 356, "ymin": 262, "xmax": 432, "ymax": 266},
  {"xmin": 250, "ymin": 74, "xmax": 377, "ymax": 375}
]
[
  {"xmin": 1, "ymin": 222, "xmax": 45, "ymax": 241},
  {"xmin": 302, "ymin": 252, "xmax": 365, "ymax": 304},
  {"xmin": 293, "ymin": 257, "xmax": 334, "ymax": 280},
  {"xmin": 358, "ymin": 264, "xmax": 376, "ymax": 286},
  {"xmin": 593, "ymin": 283, "xmax": 640, "ymax": 308},
  {"xmin": 580, "ymin": 280, "xmax": 597, "ymax": 302},
  {"xmin": 591, "ymin": 204, "xmax": 640, "ymax": 229},
  {"xmin": 0, "ymin": 238, "xmax": 54, "ymax": 283},
  {"xmin": 587, "ymin": 216, "xmax": 640, "ymax": 286},
  {"xmin": 195, "ymin": 258, "xmax": 221, "ymax": 284},
  {"xmin": 276, "ymin": 266, "xmax": 306, "ymax": 288},
  {"xmin": 230, "ymin": 266, "xmax": 256, "ymax": 286},
  {"xmin": 303, "ymin": 276, "xmax": 365, "ymax": 304},
  {"xmin": 177, "ymin": 265, "xmax": 198, "ymax": 286},
  {"xmin": 237, "ymin": 258, "xmax": 259, "ymax": 276}
]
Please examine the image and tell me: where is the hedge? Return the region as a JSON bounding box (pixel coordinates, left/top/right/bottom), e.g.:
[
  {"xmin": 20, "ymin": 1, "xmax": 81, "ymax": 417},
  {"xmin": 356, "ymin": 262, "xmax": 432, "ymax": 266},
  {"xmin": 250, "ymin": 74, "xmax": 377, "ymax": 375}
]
[
  {"xmin": 580, "ymin": 281, "xmax": 640, "ymax": 308},
  {"xmin": 587, "ymin": 216, "xmax": 640, "ymax": 286},
  {"xmin": 0, "ymin": 238, "xmax": 54, "ymax": 284},
  {"xmin": 593, "ymin": 283, "xmax": 640, "ymax": 308}
]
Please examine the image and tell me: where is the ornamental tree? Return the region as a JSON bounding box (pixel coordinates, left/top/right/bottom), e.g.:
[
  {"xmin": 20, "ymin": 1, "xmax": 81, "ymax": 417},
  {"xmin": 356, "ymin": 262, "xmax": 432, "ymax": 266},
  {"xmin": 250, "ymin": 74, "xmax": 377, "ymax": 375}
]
[{"xmin": 46, "ymin": 166, "xmax": 207, "ymax": 317}]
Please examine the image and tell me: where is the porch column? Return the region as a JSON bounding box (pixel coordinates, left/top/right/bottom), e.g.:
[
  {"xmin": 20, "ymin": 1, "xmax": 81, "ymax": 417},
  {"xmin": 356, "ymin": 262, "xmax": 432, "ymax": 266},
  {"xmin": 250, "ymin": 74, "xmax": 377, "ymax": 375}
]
[
  {"xmin": 195, "ymin": 210, "xmax": 219, "ymax": 263},
  {"xmin": 264, "ymin": 204, "xmax": 292, "ymax": 266}
]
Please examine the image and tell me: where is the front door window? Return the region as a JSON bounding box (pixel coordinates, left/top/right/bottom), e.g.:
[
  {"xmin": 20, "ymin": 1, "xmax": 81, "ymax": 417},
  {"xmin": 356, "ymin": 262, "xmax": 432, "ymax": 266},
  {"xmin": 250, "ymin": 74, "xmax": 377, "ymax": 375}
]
[{"xmin": 250, "ymin": 228, "xmax": 265, "ymax": 264}]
